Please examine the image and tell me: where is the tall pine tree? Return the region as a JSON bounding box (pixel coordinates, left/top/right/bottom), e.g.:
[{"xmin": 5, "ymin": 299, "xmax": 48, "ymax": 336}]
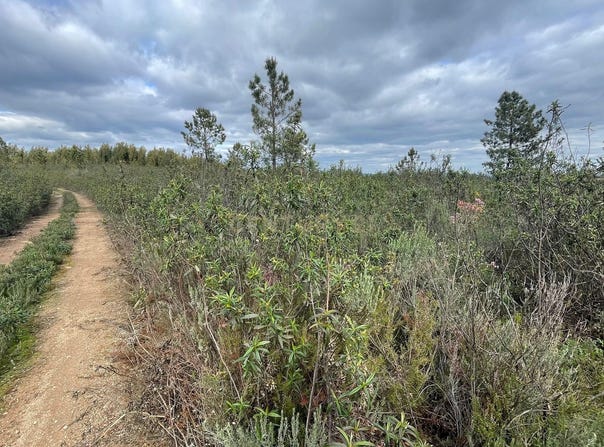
[
  {"xmin": 482, "ymin": 91, "xmax": 546, "ymax": 178},
  {"xmin": 249, "ymin": 58, "xmax": 309, "ymax": 169}
]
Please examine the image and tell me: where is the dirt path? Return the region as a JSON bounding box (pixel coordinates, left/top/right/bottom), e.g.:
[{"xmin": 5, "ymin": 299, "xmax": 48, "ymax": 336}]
[
  {"xmin": 0, "ymin": 193, "xmax": 148, "ymax": 446},
  {"xmin": 0, "ymin": 192, "xmax": 63, "ymax": 265}
]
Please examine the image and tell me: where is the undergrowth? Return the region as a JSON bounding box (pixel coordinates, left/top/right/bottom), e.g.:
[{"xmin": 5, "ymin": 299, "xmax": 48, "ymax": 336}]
[
  {"xmin": 2, "ymin": 132, "xmax": 591, "ymax": 446},
  {"xmin": 0, "ymin": 166, "xmax": 53, "ymax": 236},
  {"xmin": 0, "ymin": 191, "xmax": 79, "ymax": 377},
  {"xmin": 44, "ymin": 159, "xmax": 603, "ymax": 447}
]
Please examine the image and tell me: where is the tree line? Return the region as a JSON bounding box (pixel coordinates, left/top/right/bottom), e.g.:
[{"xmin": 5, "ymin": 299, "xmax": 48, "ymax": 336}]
[{"xmin": 0, "ymin": 138, "xmax": 184, "ymax": 167}]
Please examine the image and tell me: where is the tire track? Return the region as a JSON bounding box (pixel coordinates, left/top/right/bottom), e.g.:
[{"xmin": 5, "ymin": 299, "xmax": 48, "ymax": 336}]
[{"xmin": 0, "ymin": 193, "xmax": 152, "ymax": 446}]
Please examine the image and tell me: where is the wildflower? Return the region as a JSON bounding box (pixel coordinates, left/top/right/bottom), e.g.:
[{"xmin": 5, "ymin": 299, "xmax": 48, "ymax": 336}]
[{"xmin": 452, "ymin": 198, "xmax": 485, "ymax": 225}]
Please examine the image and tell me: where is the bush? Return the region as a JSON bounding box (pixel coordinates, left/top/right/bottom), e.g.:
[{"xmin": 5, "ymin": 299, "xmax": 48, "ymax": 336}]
[
  {"xmin": 0, "ymin": 192, "xmax": 78, "ymax": 367},
  {"xmin": 0, "ymin": 166, "xmax": 52, "ymax": 236},
  {"xmin": 34, "ymin": 152, "xmax": 602, "ymax": 446}
]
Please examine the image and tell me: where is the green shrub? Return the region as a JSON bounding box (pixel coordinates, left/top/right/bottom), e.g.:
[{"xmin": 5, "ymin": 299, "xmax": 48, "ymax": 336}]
[
  {"xmin": 34, "ymin": 152, "xmax": 602, "ymax": 446},
  {"xmin": 0, "ymin": 166, "xmax": 52, "ymax": 236},
  {"xmin": 0, "ymin": 192, "xmax": 78, "ymax": 367}
]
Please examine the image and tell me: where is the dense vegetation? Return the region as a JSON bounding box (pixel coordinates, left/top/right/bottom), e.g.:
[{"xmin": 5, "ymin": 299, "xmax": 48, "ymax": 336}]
[
  {"xmin": 1, "ymin": 87, "xmax": 602, "ymax": 446},
  {"xmin": 0, "ymin": 192, "xmax": 78, "ymax": 372},
  {"xmin": 0, "ymin": 164, "xmax": 52, "ymax": 236}
]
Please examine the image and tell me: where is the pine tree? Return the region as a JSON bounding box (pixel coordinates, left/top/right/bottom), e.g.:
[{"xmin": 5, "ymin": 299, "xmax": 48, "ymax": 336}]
[
  {"xmin": 482, "ymin": 91, "xmax": 546, "ymax": 178},
  {"xmin": 249, "ymin": 58, "xmax": 309, "ymax": 169},
  {"xmin": 181, "ymin": 108, "xmax": 226, "ymax": 161}
]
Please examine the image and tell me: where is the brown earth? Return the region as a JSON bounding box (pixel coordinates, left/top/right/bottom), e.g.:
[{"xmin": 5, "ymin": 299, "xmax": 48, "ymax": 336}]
[
  {"xmin": 0, "ymin": 192, "xmax": 63, "ymax": 265},
  {"xmin": 0, "ymin": 193, "xmax": 158, "ymax": 446}
]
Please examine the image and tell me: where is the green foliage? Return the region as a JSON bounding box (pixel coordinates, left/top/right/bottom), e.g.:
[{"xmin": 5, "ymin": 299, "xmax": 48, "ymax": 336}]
[
  {"xmin": 207, "ymin": 410, "xmax": 327, "ymax": 447},
  {"xmin": 249, "ymin": 57, "xmax": 313, "ymax": 169},
  {"xmin": 0, "ymin": 192, "xmax": 78, "ymax": 369},
  {"xmin": 482, "ymin": 90, "xmax": 547, "ymax": 178},
  {"xmin": 0, "ymin": 137, "xmax": 26, "ymax": 164},
  {"xmin": 0, "ymin": 166, "xmax": 52, "ymax": 236},
  {"xmin": 22, "ymin": 142, "xmax": 184, "ymax": 167},
  {"xmin": 21, "ymin": 139, "xmax": 602, "ymax": 447},
  {"xmin": 227, "ymin": 141, "xmax": 262, "ymax": 172},
  {"xmin": 395, "ymin": 147, "xmax": 424, "ymax": 173},
  {"xmin": 182, "ymin": 107, "xmax": 226, "ymax": 161},
  {"xmin": 482, "ymin": 95, "xmax": 604, "ymax": 336}
]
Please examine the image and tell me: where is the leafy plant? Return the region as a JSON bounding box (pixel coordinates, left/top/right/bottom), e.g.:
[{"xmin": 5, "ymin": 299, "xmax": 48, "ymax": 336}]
[{"xmin": 0, "ymin": 192, "xmax": 78, "ymax": 373}]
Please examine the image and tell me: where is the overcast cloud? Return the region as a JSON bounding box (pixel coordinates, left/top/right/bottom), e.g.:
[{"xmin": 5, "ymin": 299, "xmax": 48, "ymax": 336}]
[{"xmin": 1, "ymin": 0, "xmax": 603, "ymax": 171}]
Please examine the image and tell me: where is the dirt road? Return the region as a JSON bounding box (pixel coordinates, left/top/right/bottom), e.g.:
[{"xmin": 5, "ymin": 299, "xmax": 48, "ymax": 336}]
[{"xmin": 0, "ymin": 193, "xmax": 147, "ymax": 446}]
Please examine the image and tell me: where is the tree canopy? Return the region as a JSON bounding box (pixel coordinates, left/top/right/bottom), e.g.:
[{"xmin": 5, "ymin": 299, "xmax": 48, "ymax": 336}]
[
  {"xmin": 181, "ymin": 108, "xmax": 226, "ymax": 161},
  {"xmin": 249, "ymin": 57, "xmax": 312, "ymax": 169},
  {"xmin": 482, "ymin": 91, "xmax": 546, "ymax": 177}
]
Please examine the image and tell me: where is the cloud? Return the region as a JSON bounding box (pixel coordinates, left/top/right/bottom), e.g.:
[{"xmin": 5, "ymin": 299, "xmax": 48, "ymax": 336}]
[
  {"xmin": 0, "ymin": 110, "xmax": 117, "ymax": 146},
  {"xmin": 0, "ymin": 2, "xmax": 141, "ymax": 90},
  {"xmin": 0, "ymin": 0, "xmax": 602, "ymax": 171}
]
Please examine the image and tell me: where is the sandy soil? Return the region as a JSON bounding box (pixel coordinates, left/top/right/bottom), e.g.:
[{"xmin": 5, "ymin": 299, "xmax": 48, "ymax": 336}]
[
  {"xmin": 0, "ymin": 192, "xmax": 63, "ymax": 265},
  {"xmin": 0, "ymin": 193, "xmax": 154, "ymax": 447}
]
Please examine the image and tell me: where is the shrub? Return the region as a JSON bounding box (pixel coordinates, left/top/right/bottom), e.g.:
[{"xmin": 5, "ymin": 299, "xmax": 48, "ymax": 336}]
[
  {"xmin": 0, "ymin": 192, "xmax": 78, "ymax": 367},
  {"xmin": 0, "ymin": 166, "xmax": 52, "ymax": 236}
]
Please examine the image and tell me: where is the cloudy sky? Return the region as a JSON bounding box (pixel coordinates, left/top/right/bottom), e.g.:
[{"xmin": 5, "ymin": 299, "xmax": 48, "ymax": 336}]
[{"xmin": 1, "ymin": 0, "xmax": 603, "ymax": 171}]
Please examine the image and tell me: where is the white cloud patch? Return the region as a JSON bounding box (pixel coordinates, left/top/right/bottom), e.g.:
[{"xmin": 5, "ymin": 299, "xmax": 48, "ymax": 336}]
[{"xmin": 0, "ymin": 112, "xmax": 61, "ymax": 133}]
